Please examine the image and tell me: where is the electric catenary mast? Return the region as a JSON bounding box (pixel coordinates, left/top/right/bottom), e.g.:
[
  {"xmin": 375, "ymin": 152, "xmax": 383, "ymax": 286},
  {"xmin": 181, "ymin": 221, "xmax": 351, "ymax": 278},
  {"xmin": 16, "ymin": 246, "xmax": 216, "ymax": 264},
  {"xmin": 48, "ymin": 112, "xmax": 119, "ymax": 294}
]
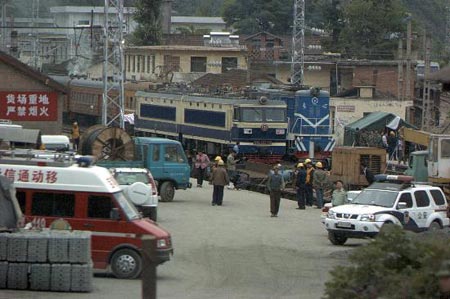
[
  {"xmin": 291, "ymin": 0, "xmax": 305, "ymax": 86},
  {"xmin": 102, "ymin": 0, "xmax": 125, "ymax": 128}
]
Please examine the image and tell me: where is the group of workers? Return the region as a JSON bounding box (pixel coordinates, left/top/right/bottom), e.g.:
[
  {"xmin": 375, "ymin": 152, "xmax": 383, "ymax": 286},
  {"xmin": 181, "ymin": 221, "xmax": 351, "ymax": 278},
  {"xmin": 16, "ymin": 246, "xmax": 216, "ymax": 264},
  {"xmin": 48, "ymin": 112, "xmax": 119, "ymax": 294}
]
[
  {"xmin": 193, "ymin": 149, "xmax": 240, "ymax": 206},
  {"xmin": 266, "ymin": 159, "xmax": 349, "ymax": 217}
]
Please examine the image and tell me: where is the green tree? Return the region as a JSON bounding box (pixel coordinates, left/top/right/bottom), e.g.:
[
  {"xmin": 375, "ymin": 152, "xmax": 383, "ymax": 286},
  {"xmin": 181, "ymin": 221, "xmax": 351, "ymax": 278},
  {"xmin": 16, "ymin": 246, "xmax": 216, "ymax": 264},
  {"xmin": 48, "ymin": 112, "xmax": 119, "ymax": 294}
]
[
  {"xmin": 222, "ymin": 0, "xmax": 293, "ymax": 35},
  {"xmin": 336, "ymin": 0, "xmax": 407, "ymax": 59},
  {"xmin": 132, "ymin": 0, "xmax": 162, "ymax": 46},
  {"xmin": 324, "ymin": 226, "xmax": 450, "ymax": 299}
]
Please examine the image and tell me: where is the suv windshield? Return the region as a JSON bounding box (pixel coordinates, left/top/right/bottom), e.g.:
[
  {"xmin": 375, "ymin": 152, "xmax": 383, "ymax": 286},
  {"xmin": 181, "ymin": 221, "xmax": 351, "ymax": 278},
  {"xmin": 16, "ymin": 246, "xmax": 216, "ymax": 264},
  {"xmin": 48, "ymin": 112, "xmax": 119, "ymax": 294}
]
[
  {"xmin": 115, "ymin": 172, "xmax": 149, "ymax": 185},
  {"xmin": 114, "ymin": 192, "xmax": 141, "ymax": 220},
  {"xmin": 352, "ymin": 189, "xmax": 399, "ymax": 208}
]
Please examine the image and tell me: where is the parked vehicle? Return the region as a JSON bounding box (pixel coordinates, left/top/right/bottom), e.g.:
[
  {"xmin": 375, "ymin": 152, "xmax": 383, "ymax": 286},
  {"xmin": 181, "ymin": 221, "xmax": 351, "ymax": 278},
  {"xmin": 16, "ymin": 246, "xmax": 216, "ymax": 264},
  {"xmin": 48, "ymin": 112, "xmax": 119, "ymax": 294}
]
[
  {"xmin": 95, "ymin": 136, "xmax": 191, "ymax": 202},
  {"xmin": 0, "ymin": 153, "xmax": 173, "ymax": 279},
  {"xmin": 110, "ymin": 167, "xmax": 158, "ymax": 221},
  {"xmin": 40, "ymin": 135, "xmax": 71, "ymax": 152},
  {"xmin": 324, "ymin": 175, "xmax": 450, "ymax": 245}
]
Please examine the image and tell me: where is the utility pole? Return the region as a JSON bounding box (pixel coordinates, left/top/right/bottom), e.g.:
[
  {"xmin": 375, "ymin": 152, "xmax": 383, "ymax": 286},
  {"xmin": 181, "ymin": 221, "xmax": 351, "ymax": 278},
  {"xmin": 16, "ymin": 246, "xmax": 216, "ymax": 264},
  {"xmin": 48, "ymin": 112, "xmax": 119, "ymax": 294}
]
[
  {"xmin": 397, "ymin": 38, "xmax": 403, "ymax": 101},
  {"xmin": 291, "ymin": 0, "xmax": 305, "ymax": 86},
  {"xmin": 405, "ymin": 18, "xmax": 412, "ymax": 103},
  {"xmin": 102, "ymin": 0, "xmax": 125, "ymax": 129},
  {"xmin": 421, "ymin": 35, "xmax": 432, "ymax": 131}
]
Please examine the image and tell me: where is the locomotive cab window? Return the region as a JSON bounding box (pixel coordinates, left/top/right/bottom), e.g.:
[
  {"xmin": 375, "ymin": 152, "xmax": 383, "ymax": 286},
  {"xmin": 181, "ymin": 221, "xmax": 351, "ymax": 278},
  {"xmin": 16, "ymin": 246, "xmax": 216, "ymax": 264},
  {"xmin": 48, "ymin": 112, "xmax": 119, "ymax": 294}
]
[
  {"xmin": 242, "ymin": 108, "xmax": 263, "ymax": 122},
  {"xmin": 264, "ymin": 108, "xmax": 285, "ymax": 122}
]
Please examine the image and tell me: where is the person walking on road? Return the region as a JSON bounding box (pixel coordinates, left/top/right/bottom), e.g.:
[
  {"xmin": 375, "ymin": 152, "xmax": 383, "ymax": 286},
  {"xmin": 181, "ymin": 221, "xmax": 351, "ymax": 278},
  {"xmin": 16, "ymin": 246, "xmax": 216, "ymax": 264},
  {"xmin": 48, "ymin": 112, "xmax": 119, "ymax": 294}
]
[
  {"xmin": 194, "ymin": 150, "xmax": 210, "ymax": 187},
  {"xmin": 295, "ymin": 163, "xmax": 306, "ymax": 209},
  {"xmin": 304, "ymin": 159, "xmax": 315, "ymax": 207},
  {"xmin": 211, "ymin": 160, "xmax": 229, "ymax": 206},
  {"xmin": 313, "ymin": 162, "xmax": 329, "ymax": 209},
  {"xmin": 331, "ymin": 180, "xmax": 347, "ymax": 207},
  {"xmin": 226, "ymin": 151, "xmax": 239, "ymax": 189},
  {"xmin": 267, "ymin": 165, "xmax": 285, "ymax": 217}
]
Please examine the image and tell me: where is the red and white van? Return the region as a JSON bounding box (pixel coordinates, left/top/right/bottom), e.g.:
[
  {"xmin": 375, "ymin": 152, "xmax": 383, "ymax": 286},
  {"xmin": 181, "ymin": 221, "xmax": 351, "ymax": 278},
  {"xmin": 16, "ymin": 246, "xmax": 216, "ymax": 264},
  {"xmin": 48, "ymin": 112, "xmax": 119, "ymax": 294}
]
[{"xmin": 0, "ymin": 155, "xmax": 173, "ymax": 279}]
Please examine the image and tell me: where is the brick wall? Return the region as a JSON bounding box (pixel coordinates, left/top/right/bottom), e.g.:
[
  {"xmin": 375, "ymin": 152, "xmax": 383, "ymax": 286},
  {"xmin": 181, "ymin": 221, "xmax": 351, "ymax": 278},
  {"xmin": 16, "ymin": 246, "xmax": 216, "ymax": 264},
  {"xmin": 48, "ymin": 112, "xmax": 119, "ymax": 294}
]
[{"xmin": 353, "ymin": 65, "xmax": 415, "ymax": 99}]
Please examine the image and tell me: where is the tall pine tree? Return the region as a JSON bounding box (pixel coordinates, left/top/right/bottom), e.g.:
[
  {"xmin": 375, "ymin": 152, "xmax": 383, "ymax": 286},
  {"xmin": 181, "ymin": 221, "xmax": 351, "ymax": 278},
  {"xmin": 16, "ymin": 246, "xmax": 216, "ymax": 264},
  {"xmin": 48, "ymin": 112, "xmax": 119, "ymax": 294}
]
[{"xmin": 132, "ymin": 0, "xmax": 162, "ymax": 45}]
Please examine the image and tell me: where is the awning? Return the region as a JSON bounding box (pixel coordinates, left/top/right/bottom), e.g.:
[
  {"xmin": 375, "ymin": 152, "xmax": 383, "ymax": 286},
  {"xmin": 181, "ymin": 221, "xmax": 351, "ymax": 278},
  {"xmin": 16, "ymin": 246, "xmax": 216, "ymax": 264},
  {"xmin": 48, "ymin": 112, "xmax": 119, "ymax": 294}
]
[{"xmin": 386, "ymin": 116, "xmax": 401, "ymax": 130}]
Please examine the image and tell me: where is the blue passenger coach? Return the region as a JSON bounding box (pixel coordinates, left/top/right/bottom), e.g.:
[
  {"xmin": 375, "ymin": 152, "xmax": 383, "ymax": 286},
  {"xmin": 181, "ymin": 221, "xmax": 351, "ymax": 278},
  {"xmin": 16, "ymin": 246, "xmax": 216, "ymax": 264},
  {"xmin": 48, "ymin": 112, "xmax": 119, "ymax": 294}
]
[{"xmin": 134, "ymin": 91, "xmax": 288, "ymax": 156}]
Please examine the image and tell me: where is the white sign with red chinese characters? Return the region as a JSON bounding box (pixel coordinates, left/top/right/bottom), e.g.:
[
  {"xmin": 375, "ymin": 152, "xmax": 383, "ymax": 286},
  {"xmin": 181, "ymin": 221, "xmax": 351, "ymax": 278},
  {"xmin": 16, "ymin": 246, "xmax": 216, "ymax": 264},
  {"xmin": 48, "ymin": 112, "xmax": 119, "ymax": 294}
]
[
  {"xmin": 0, "ymin": 92, "xmax": 58, "ymax": 121},
  {"xmin": 1, "ymin": 168, "xmax": 58, "ymax": 184}
]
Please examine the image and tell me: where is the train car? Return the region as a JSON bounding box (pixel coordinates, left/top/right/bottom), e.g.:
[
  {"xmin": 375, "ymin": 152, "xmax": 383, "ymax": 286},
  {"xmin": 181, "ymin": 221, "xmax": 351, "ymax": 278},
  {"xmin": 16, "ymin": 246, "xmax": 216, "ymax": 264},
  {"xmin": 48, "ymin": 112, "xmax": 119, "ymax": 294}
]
[
  {"xmin": 260, "ymin": 87, "xmax": 335, "ymax": 158},
  {"xmin": 134, "ymin": 91, "xmax": 288, "ymax": 157}
]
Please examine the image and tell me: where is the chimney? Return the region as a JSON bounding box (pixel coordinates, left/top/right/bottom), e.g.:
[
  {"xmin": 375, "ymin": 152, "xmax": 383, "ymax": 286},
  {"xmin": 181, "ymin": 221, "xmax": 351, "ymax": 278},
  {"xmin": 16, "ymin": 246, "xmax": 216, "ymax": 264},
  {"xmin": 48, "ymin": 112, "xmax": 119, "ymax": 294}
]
[{"xmin": 160, "ymin": 0, "xmax": 172, "ymax": 35}]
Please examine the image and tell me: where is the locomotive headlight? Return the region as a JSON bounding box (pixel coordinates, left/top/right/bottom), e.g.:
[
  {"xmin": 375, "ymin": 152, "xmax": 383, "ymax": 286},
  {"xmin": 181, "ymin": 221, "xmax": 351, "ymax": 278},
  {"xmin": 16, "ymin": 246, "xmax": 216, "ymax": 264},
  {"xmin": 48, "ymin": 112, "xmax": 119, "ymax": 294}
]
[{"xmin": 243, "ymin": 129, "xmax": 253, "ymax": 135}]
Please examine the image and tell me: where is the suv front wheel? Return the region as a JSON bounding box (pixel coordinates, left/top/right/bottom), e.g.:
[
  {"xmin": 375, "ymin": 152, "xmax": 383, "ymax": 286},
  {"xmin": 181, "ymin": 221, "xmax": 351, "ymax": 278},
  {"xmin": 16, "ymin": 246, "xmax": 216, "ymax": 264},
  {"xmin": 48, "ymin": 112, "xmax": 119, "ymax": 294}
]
[{"xmin": 328, "ymin": 231, "xmax": 348, "ymax": 245}]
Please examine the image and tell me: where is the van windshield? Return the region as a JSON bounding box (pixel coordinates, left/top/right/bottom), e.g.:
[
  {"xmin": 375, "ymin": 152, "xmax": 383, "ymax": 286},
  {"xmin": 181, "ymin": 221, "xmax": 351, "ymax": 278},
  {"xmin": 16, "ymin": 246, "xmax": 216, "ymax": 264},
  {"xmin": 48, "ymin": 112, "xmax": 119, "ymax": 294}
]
[{"xmin": 114, "ymin": 192, "xmax": 141, "ymax": 220}]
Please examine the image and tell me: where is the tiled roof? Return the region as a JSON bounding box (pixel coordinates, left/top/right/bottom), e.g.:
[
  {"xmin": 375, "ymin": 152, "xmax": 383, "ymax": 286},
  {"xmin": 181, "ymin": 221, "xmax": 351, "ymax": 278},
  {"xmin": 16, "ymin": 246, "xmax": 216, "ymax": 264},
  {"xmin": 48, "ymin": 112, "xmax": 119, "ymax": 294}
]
[{"xmin": 0, "ymin": 50, "xmax": 67, "ymax": 93}]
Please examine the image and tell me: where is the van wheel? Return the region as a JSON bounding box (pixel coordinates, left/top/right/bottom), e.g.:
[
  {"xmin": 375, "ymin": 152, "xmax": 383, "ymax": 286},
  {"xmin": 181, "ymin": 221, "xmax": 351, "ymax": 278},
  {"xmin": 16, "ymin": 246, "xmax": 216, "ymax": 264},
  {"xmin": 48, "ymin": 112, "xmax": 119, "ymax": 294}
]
[
  {"xmin": 111, "ymin": 249, "xmax": 142, "ymax": 279},
  {"xmin": 328, "ymin": 231, "xmax": 347, "ymax": 245},
  {"xmin": 428, "ymin": 221, "xmax": 442, "ymax": 231},
  {"xmin": 160, "ymin": 182, "xmax": 175, "ymax": 202}
]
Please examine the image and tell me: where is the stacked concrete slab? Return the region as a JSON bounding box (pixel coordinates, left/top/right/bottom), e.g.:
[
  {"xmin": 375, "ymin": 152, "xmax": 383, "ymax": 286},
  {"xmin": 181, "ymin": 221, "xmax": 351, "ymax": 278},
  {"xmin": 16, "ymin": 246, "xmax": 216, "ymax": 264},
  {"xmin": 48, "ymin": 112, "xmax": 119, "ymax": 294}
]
[{"xmin": 0, "ymin": 230, "xmax": 92, "ymax": 292}]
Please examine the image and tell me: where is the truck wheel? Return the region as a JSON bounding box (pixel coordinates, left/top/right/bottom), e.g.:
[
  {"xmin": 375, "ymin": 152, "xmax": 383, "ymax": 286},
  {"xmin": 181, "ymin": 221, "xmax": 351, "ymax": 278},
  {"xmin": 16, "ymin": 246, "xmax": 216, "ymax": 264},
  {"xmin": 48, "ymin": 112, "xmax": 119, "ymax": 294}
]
[
  {"xmin": 428, "ymin": 221, "xmax": 442, "ymax": 231},
  {"xmin": 160, "ymin": 182, "xmax": 175, "ymax": 202},
  {"xmin": 328, "ymin": 231, "xmax": 347, "ymax": 245},
  {"xmin": 110, "ymin": 248, "xmax": 142, "ymax": 279}
]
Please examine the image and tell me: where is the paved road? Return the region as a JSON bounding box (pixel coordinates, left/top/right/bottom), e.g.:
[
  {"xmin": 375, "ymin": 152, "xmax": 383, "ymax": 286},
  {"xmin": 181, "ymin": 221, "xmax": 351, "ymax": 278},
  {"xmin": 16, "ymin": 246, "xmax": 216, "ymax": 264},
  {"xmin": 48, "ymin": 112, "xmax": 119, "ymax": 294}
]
[{"xmin": 0, "ymin": 181, "xmax": 366, "ymax": 299}]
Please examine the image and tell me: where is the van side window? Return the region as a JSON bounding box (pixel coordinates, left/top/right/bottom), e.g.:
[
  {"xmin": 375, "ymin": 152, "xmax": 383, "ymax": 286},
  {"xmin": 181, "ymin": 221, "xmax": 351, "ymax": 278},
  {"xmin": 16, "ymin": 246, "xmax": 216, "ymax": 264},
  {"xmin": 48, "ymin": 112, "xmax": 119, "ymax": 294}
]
[
  {"xmin": 31, "ymin": 192, "xmax": 75, "ymax": 217},
  {"xmin": 430, "ymin": 190, "xmax": 446, "ymax": 205},
  {"xmin": 153, "ymin": 145, "xmax": 160, "ymax": 161},
  {"xmin": 414, "ymin": 190, "xmax": 430, "ymax": 207},
  {"xmin": 398, "ymin": 193, "xmax": 413, "ymax": 208},
  {"xmin": 16, "ymin": 191, "xmax": 26, "ymax": 213},
  {"xmin": 88, "ymin": 195, "xmax": 113, "ymax": 219}
]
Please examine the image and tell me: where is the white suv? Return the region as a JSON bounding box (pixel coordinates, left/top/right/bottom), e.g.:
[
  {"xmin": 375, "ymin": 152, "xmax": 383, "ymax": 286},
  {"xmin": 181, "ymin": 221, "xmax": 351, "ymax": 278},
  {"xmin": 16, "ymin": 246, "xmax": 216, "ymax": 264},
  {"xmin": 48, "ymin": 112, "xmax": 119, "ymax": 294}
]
[
  {"xmin": 324, "ymin": 175, "xmax": 450, "ymax": 245},
  {"xmin": 110, "ymin": 168, "xmax": 158, "ymax": 221}
]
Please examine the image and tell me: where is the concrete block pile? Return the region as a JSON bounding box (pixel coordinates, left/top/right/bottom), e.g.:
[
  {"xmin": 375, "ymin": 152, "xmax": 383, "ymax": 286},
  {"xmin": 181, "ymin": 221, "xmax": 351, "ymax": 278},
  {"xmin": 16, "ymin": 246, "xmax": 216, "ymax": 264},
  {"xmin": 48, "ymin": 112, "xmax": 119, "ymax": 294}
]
[{"xmin": 0, "ymin": 230, "xmax": 92, "ymax": 292}]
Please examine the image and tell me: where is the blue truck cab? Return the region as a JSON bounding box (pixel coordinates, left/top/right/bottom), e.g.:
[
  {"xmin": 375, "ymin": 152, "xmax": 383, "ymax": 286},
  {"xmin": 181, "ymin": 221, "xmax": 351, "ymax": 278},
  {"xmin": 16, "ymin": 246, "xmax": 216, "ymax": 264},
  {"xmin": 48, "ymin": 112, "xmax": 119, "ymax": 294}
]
[{"xmin": 98, "ymin": 137, "xmax": 191, "ymax": 202}]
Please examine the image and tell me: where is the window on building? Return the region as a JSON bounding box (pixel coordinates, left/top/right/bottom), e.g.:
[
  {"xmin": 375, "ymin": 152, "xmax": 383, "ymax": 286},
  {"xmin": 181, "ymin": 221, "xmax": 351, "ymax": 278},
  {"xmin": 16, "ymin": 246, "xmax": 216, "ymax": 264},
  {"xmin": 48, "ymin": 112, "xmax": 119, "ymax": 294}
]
[
  {"xmin": 132, "ymin": 55, "xmax": 135, "ymax": 72},
  {"xmin": 147, "ymin": 56, "xmax": 151, "ymax": 73},
  {"xmin": 151, "ymin": 55, "xmax": 156, "ymax": 73},
  {"xmin": 137, "ymin": 55, "xmax": 141, "ymax": 72},
  {"xmin": 88, "ymin": 195, "xmax": 113, "ymax": 219},
  {"xmin": 191, "ymin": 57, "xmax": 207, "ymax": 72},
  {"xmin": 78, "ymin": 20, "xmax": 90, "ymax": 26},
  {"xmin": 164, "ymin": 55, "xmax": 180, "ymax": 72},
  {"xmin": 222, "ymin": 57, "xmax": 237, "ymax": 73}
]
